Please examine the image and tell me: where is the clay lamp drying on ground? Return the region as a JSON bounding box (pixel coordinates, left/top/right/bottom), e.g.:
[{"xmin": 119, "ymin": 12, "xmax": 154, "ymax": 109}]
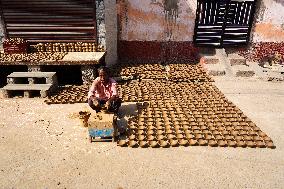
[
  {"xmin": 139, "ymin": 141, "xmax": 149, "ymax": 148},
  {"xmin": 129, "ymin": 140, "xmax": 138, "ymax": 148},
  {"xmin": 188, "ymin": 138, "xmax": 198, "ymax": 146},
  {"xmin": 256, "ymin": 141, "xmax": 266, "ymax": 148},
  {"xmin": 118, "ymin": 140, "xmax": 128, "ymax": 147},
  {"xmin": 128, "ymin": 133, "xmax": 137, "ymax": 140},
  {"xmin": 208, "ymin": 139, "xmax": 218, "ymax": 147},
  {"xmin": 246, "ymin": 141, "xmax": 257, "ymax": 148},
  {"xmin": 227, "ymin": 140, "xmax": 237, "ymax": 147}
]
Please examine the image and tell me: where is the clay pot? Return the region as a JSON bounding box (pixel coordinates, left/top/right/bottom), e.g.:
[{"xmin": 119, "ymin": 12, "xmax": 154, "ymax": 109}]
[
  {"xmin": 256, "ymin": 141, "xmax": 266, "ymax": 148},
  {"xmin": 217, "ymin": 140, "xmax": 227, "ymax": 147},
  {"xmin": 78, "ymin": 111, "xmax": 91, "ymax": 127},
  {"xmin": 198, "ymin": 139, "xmax": 208, "ymax": 146},
  {"xmin": 178, "ymin": 139, "xmax": 189, "ymax": 146},
  {"xmin": 227, "ymin": 140, "xmax": 237, "ymax": 147},
  {"xmin": 235, "ymin": 135, "xmax": 243, "ymax": 141},
  {"xmin": 236, "ymin": 140, "xmax": 247, "ymax": 148},
  {"xmin": 118, "ymin": 140, "xmax": 128, "ymax": 147},
  {"xmin": 212, "ymin": 130, "xmax": 220, "ymax": 135},
  {"xmin": 258, "ymin": 131, "xmax": 267, "ymax": 137},
  {"xmin": 169, "ymin": 139, "xmax": 179, "ymax": 147},
  {"xmin": 188, "ymin": 139, "xmax": 198, "ymax": 146},
  {"xmin": 138, "ymin": 135, "xmax": 146, "ymax": 141},
  {"xmin": 231, "ymin": 130, "xmax": 239, "ymax": 136},
  {"xmin": 129, "ymin": 133, "xmax": 137, "ymax": 140},
  {"xmin": 246, "ymin": 141, "xmax": 256, "ymax": 148},
  {"xmin": 176, "ymin": 133, "xmax": 184, "ymax": 139},
  {"xmin": 221, "ymin": 130, "xmax": 229, "ymax": 135},
  {"xmin": 208, "ymin": 140, "xmax": 218, "ymax": 147},
  {"xmin": 147, "ymin": 129, "xmax": 155, "ymax": 136},
  {"xmin": 157, "ymin": 135, "xmax": 165, "ymax": 141},
  {"xmin": 243, "ymin": 135, "xmax": 253, "ymax": 141},
  {"xmin": 129, "ymin": 140, "xmax": 138, "ymax": 148},
  {"xmin": 150, "ymin": 140, "xmax": 160, "ymax": 148},
  {"xmin": 159, "ymin": 140, "xmax": 170, "ymax": 148},
  {"xmin": 139, "ymin": 141, "xmax": 149, "ymax": 148},
  {"xmin": 167, "ymin": 134, "xmax": 176, "ymax": 140},
  {"xmin": 205, "ymin": 134, "xmax": 213, "ymax": 140},
  {"xmin": 138, "ymin": 130, "xmax": 146, "ymax": 135}
]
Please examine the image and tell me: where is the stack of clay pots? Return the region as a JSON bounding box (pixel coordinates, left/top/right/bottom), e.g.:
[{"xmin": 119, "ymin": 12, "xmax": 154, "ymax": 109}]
[
  {"xmin": 34, "ymin": 42, "xmax": 101, "ymax": 53},
  {"xmin": 0, "ymin": 52, "xmax": 67, "ymax": 62}
]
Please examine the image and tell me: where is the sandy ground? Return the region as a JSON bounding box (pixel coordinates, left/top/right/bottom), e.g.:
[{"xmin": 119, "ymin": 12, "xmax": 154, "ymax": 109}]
[{"xmin": 0, "ymin": 77, "xmax": 283, "ymax": 189}]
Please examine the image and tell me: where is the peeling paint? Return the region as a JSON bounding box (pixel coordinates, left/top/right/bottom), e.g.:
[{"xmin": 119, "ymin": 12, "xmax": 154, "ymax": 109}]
[
  {"xmin": 163, "ymin": 0, "xmax": 179, "ymax": 39},
  {"xmin": 117, "ymin": 0, "xmax": 197, "ymax": 41},
  {"xmin": 255, "ymin": 23, "xmax": 284, "ymax": 42}
]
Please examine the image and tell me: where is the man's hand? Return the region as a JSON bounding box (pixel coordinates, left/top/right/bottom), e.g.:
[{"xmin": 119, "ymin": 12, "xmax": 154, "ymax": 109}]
[
  {"xmin": 92, "ymin": 98, "xmax": 99, "ymax": 107},
  {"xmin": 105, "ymin": 100, "xmax": 111, "ymax": 110}
]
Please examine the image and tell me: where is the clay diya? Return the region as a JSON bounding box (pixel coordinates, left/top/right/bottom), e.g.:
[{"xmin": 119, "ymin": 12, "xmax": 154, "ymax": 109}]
[
  {"xmin": 118, "ymin": 140, "xmax": 128, "ymax": 147},
  {"xmin": 264, "ymin": 141, "xmax": 276, "ymax": 148},
  {"xmin": 188, "ymin": 139, "xmax": 198, "ymax": 146},
  {"xmin": 169, "ymin": 139, "xmax": 179, "ymax": 147},
  {"xmin": 198, "ymin": 139, "xmax": 208, "ymax": 146},
  {"xmin": 227, "ymin": 140, "xmax": 237, "ymax": 147},
  {"xmin": 149, "ymin": 140, "xmax": 160, "ymax": 148},
  {"xmin": 217, "ymin": 140, "xmax": 227, "ymax": 147},
  {"xmin": 178, "ymin": 139, "xmax": 189, "ymax": 146},
  {"xmin": 236, "ymin": 140, "xmax": 247, "ymax": 148},
  {"xmin": 139, "ymin": 141, "xmax": 149, "ymax": 148},
  {"xmin": 158, "ymin": 140, "xmax": 169, "ymax": 148},
  {"xmin": 208, "ymin": 140, "xmax": 218, "ymax": 147},
  {"xmin": 246, "ymin": 140, "xmax": 256, "ymax": 148},
  {"xmin": 129, "ymin": 140, "xmax": 139, "ymax": 148}
]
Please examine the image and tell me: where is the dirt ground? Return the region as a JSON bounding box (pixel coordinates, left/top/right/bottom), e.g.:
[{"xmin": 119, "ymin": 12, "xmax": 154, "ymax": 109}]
[{"xmin": 0, "ymin": 77, "xmax": 283, "ymax": 189}]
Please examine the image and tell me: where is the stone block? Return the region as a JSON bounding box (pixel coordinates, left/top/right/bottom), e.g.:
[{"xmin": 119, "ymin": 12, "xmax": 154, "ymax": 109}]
[
  {"xmin": 203, "ymin": 55, "xmax": 219, "ymax": 64},
  {"xmin": 228, "ymin": 54, "xmax": 246, "ymax": 66},
  {"xmin": 204, "ymin": 63, "xmax": 226, "ymax": 76},
  {"xmin": 232, "ymin": 65, "xmax": 255, "ymax": 77}
]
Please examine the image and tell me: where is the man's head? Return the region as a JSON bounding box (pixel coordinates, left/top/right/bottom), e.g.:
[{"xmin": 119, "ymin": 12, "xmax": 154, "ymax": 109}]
[{"xmin": 98, "ymin": 66, "xmax": 109, "ymax": 84}]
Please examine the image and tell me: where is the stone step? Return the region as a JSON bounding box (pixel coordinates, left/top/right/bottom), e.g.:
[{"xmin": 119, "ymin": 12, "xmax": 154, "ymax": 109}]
[
  {"xmin": 7, "ymin": 72, "xmax": 56, "ymax": 78},
  {"xmin": 228, "ymin": 54, "xmax": 247, "ymax": 66},
  {"xmin": 1, "ymin": 84, "xmax": 53, "ymax": 98},
  {"xmin": 7, "ymin": 72, "xmax": 58, "ymax": 85},
  {"xmin": 203, "ymin": 63, "xmax": 226, "ymax": 76},
  {"xmin": 203, "ymin": 55, "xmax": 220, "ymax": 64},
  {"xmin": 231, "ymin": 65, "xmax": 255, "ymax": 77}
]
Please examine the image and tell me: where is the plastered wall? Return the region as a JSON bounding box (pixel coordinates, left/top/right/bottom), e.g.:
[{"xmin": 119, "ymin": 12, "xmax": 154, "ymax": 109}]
[
  {"xmin": 252, "ymin": 0, "xmax": 284, "ymax": 42},
  {"xmin": 117, "ymin": 0, "xmax": 197, "ymax": 41},
  {"xmin": 117, "ymin": 0, "xmax": 284, "ymax": 42}
]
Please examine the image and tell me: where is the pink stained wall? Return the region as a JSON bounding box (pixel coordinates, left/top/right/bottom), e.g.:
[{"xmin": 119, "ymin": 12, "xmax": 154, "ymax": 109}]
[
  {"xmin": 252, "ymin": 0, "xmax": 284, "ymax": 42},
  {"xmin": 117, "ymin": 0, "xmax": 284, "ymax": 43},
  {"xmin": 117, "ymin": 0, "xmax": 197, "ymax": 41}
]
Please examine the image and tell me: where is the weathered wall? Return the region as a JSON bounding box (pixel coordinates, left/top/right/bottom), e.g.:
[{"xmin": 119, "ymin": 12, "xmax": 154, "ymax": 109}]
[
  {"xmin": 104, "ymin": 0, "xmax": 118, "ymax": 66},
  {"xmin": 252, "ymin": 0, "xmax": 284, "ymax": 42},
  {"xmin": 117, "ymin": 0, "xmax": 197, "ymax": 41},
  {"xmin": 117, "ymin": 0, "xmax": 284, "ymax": 43},
  {"xmin": 0, "ymin": 15, "xmax": 4, "ymax": 50}
]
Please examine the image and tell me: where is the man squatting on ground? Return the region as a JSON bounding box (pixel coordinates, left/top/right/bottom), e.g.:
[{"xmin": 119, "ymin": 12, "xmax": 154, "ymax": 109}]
[{"xmin": 88, "ymin": 67, "xmax": 121, "ymax": 113}]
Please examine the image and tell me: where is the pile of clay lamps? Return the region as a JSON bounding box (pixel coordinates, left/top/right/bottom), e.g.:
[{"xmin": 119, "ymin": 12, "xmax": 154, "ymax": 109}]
[
  {"xmin": 117, "ymin": 81, "xmax": 275, "ymax": 148},
  {"xmin": 34, "ymin": 42, "xmax": 104, "ymax": 53},
  {"xmin": 238, "ymin": 42, "xmax": 284, "ymax": 63},
  {"xmin": 44, "ymin": 85, "xmax": 88, "ymax": 104},
  {"xmin": 3, "ymin": 38, "xmax": 25, "ymax": 45},
  {"xmin": 0, "ymin": 52, "xmax": 67, "ymax": 62}
]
